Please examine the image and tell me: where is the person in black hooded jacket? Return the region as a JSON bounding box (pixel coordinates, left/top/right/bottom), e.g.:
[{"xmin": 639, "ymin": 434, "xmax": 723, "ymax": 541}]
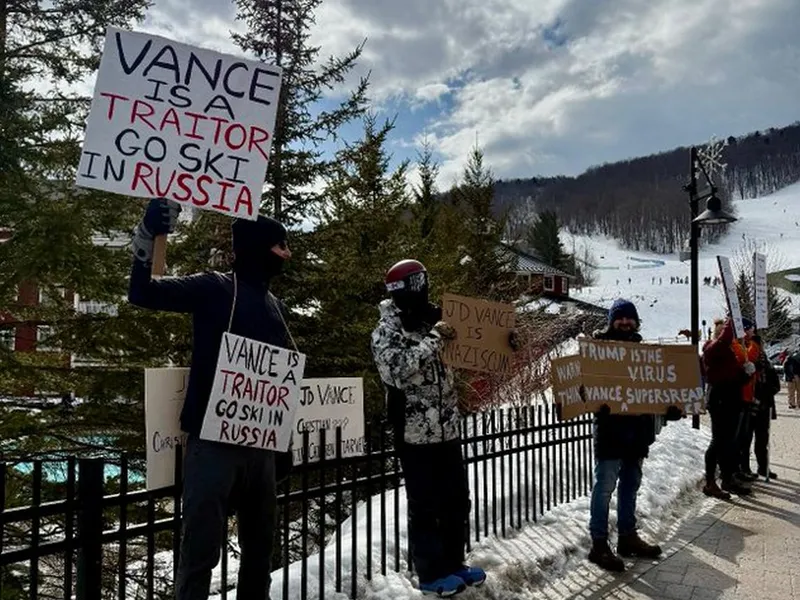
[
  {"xmin": 587, "ymin": 299, "xmax": 681, "ymax": 573},
  {"xmin": 129, "ymin": 198, "xmax": 293, "ymax": 600}
]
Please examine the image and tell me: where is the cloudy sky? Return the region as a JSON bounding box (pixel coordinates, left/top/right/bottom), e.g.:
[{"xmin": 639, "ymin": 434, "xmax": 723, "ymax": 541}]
[{"xmin": 140, "ymin": 0, "xmax": 799, "ymax": 188}]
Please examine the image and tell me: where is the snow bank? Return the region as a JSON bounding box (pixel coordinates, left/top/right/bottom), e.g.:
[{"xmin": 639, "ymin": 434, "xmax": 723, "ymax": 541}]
[
  {"xmin": 202, "ymin": 419, "xmax": 708, "ymax": 600},
  {"xmin": 363, "ymin": 420, "xmax": 707, "ymax": 600}
]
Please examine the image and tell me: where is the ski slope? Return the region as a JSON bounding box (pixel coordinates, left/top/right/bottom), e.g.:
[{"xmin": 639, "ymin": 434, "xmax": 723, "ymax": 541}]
[{"xmin": 568, "ymin": 181, "xmax": 800, "ymax": 341}]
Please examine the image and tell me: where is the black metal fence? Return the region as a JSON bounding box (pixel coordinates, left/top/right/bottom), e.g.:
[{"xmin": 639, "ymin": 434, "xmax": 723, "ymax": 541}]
[{"xmin": 1, "ymin": 405, "xmax": 597, "ymax": 600}]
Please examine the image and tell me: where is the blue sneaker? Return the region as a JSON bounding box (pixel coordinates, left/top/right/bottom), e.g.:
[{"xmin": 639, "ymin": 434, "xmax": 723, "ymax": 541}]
[
  {"xmin": 419, "ymin": 575, "xmax": 467, "ymax": 597},
  {"xmin": 453, "ymin": 566, "xmax": 486, "ymax": 587}
]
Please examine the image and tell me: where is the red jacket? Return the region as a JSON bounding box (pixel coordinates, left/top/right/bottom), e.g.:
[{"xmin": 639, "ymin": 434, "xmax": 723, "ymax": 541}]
[{"xmin": 702, "ymin": 321, "xmax": 746, "ymax": 387}]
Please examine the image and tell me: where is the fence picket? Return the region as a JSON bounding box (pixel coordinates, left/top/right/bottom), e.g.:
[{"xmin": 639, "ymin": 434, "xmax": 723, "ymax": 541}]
[{"xmin": 0, "ymin": 410, "xmax": 593, "ymax": 600}]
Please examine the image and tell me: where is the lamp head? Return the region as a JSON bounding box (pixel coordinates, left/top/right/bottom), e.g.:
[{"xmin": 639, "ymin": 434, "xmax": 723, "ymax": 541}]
[{"xmin": 693, "ymin": 194, "xmax": 737, "ymax": 225}]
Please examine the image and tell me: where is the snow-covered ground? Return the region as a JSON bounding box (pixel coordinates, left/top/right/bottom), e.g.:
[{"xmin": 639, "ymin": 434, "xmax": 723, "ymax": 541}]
[
  {"xmin": 202, "ymin": 420, "xmax": 707, "ymax": 600},
  {"xmin": 569, "ymin": 181, "xmax": 800, "ymax": 341},
  {"xmin": 192, "ymin": 184, "xmax": 800, "ymax": 599}
]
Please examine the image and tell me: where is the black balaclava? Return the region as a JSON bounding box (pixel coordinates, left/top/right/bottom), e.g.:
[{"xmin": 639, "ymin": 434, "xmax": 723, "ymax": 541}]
[
  {"xmin": 391, "ymin": 271, "xmax": 441, "ymax": 332},
  {"xmin": 231, "ymin": 216, "xmax": 288, "ymax": 285}
]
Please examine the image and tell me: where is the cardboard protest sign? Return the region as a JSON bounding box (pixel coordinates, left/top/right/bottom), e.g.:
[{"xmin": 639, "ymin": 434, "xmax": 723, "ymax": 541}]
[
  {"xmin": 550, "ymin": 355, "xmax": 587, "ymax": 421},
  {"xmin": 717, "ymin": 256, "xmax": 745, "ymax": 338},
  {"xmin": 753, "ymin": 252, "xmax": 768, "ymax": 329},
  {"xmin": 145, "ymin": 368, "xmax": 189, "ymax": 490},
  {"xmin": 441, "ymin": 294, "xmax": 515, "ymax": 374},
  {"xmin": 550, "ymin": 340, "xmax": 703, "ymax": 419},
  {"xmin": 77, "ymin": 27, "xmax": 282, "ymax": 220},
  {"xmin": 292, "ymin": 378, "xmax": 365, "ymax": 464},
  {"xmin": 200, "ymin": 333, "xmax": 306, "ymax": 452}
]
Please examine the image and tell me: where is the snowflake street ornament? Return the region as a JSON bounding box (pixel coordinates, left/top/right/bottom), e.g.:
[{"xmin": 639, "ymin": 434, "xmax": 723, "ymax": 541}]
[{"xmin": 698, "ymin": 136, "xmax": 728, "ymax": 178}]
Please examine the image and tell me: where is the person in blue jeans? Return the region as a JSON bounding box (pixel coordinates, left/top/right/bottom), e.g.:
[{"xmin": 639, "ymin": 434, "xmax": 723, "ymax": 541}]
[{"xmin": 588, "ymin": 299, "xmax": 682, "ymax": 572}]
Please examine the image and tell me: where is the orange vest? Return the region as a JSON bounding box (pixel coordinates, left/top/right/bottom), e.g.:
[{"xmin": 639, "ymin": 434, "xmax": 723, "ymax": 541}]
[{"xmin": 733, "ymin": 340, "xmax": 760, "ymax": 402}]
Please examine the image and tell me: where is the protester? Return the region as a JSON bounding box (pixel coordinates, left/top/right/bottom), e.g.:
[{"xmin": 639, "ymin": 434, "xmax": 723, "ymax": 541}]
[
  {"xmin": 701, "ymin": 319, "xmax": 752, "ymax": 498},
  {"xmin": 129, "ymin": 198, "xmax": 293, "ymax": 600},
  {"xmin": 587, "ymin": 299, "xmax": 682, "ymax": 573},
  {"xmin": 746, "ymin": 347, "xmax": 780, "ymax": 478},
  {"xmin": 736, "ymin": 319, "xmax": 761, "ymax": 481},
  {"xmin": 371, "ymin": 259, "xmax": 485, "ymax": 597},
  {"xmin": 784, "ymin": 347, "xmax": 800, "ymax": 409}
]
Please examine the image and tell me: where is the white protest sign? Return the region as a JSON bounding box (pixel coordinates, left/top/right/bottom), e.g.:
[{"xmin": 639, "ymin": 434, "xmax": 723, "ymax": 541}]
[
  {"xmin": 293, "ymin": 378, "xmax": 365, "ymax": 464},
  {"xmin": 145, "ymin": 368, "xmax": 189, "ymax": 490},
  {"xmin": 717, "ymin": 255, "xmax": 745, "ymax": 339},
  {"xmin": 753, "ymin": 252, "xmax": 768, "ymax": 329},
  {"xmin": 200, "ymin": 333, "xmax": 306, "ymax": 451},
  {"xmin": 77, "ymin": 27, "xmax": 283, "ymax": 220}
]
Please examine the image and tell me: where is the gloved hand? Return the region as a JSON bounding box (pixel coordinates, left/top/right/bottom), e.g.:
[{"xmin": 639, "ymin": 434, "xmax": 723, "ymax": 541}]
[
  {"xmin": 433, "ymin": 321, "xmax": 457, "ymax": 340},
  {"xmin": 743, "ymin": 361, "xmax": 756, "ymax": 376},
  {"xmin": 509, "ymin": 330, "xmax": 521, "ymax": 351},
  {"xmin": 133, "ymin": 198, "xmax": 181, "ymax": 263},
  {"xmin": 665, "ymin": 405, "xmax": 683, "ymax": 421},
  {"xmin": 598, "ymin": 403, "xmax": 611, "ymax": 417},
  {"xmin": 143, "ymin": 198, "xmax": 181, "ymax": 237}
]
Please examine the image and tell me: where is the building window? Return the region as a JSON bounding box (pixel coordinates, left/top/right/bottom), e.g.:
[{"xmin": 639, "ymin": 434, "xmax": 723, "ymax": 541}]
[
  {"xmin": 562, "ymin": 277, "xmax": 569, "ymax": 294},
  {"xmin": 39, "ymin": 287, "xmax": 66, "ymax": 304},
  {"xmin": 0, "ymin": 328, "xmax": 14, "ymax": 351},
  {"xmin": 544, "ymin": 276, "xmax": 555, "ymax": 291},
  {"xmin": 37, "ymin": 326, "xmax": 56, "ymax": 352}
]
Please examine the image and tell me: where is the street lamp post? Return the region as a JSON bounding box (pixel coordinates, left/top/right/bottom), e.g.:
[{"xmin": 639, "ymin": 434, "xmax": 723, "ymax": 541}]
[{"xmin": 686, "ymin": 146, "xmax": 738, "ymax": 429}]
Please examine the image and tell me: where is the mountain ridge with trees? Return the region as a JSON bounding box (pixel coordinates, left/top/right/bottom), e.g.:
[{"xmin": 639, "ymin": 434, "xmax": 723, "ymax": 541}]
[{"xmin": 496, "ymin": 121, "xmax": 800, "ymax": 253}]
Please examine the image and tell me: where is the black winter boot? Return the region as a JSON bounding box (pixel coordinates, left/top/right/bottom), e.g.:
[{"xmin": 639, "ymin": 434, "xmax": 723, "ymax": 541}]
[
  {"xmin": 617, "ymin": 533, "xmax": 662, "ymax": 559},
  {"xmin": 588, "ymin": 539, "xmax": 625, "ymax": 572},
  {"xmin": 703, "ymin": 481, "xmax": 732, "ymax": 500},
  {"xmin": 721, "ymin": 478, "xmax": 752, "ymax": 496}
]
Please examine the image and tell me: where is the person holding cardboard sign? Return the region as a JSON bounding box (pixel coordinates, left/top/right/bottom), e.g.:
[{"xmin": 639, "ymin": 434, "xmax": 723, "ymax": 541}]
[
  {"xmin": 587, "ymin": 299, "xmax": 681, "ymax": 573},
  {"xmin": 372, "ymin": 259, "xmax": 484, "ymax": 598},
  {"xmin": 129, "ymin": 198, "xmax": 293, "ymax": 600}
]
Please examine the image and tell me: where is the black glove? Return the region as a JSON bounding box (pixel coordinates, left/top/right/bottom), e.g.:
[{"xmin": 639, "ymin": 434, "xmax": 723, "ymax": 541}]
[
  {"xmin": 424, "ymin": 303, "xmax": 443, "ymax": 325},
  {"xmin": 509, "ymin": 330, "xmax": 521, "ymax": 351},
  {"xmin": 665, "ymin": 405, "xmax": 683, "ymax": 421},
  {"xmin": 598, "ymin": 403, "xmax": 611, "ymax": 417},
  {"xmin": 132, "ymin": 198, "xmax": 181, "ymax": 264}
]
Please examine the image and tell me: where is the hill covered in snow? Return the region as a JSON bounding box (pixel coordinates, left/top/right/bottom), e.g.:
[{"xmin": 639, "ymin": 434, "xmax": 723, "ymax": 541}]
[{"xmin": 566, "ymin": 181, "xmax": 800, "ymax": 341}]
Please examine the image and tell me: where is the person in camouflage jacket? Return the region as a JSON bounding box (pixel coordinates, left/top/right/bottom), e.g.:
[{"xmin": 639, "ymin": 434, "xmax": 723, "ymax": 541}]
[
  {"xmin": 371, "ymin": 260, "xmax": 484, "ymax": 598},
  {"xmin": 372, "ymin": 297, "xmax": 460, "ymax": 445}
]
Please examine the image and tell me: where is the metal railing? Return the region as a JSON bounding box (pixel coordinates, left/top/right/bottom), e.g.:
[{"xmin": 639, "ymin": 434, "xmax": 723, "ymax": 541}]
[{"xmin": 1, "ymin": 405, "xmax": 596, "ymax": 599}]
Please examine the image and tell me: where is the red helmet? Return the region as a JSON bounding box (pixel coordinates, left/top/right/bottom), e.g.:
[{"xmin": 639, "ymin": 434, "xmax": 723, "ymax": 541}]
[{"xmin": 385, "ymin": 259, "xmax": 427, "ymax": 293}]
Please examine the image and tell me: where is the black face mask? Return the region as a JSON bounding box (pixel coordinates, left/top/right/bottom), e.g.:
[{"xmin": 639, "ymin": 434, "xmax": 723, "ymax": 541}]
[
  {"xmin": 231, "ymin": 217, "xmax": 287, "ymax": 284},
  {"xmin": 394, "ymin": 289, "xmax": 442, "ymax": 333}
]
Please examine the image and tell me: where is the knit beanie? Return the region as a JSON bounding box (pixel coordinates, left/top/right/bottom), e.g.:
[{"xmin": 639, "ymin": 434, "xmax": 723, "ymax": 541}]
[{"xmin": 609, "ymin": 298, "xmax": 639, "ymax": 324}]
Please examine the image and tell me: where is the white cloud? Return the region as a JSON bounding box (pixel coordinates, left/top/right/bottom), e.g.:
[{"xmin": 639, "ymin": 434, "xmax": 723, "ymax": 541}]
[
  {"xmin": 308, "ymin": 0, "xmax": 800, "ymax": 184},
  {"xmin": 414, "ymin": 83, "xmax": 450, "ymax": 103},
  {"xmin": 78, "ymin": 0, "xmax": 800, "ymax": 187}
]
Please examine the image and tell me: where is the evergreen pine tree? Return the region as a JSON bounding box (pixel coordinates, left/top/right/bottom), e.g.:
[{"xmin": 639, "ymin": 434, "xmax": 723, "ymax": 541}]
[
  {"xmin": 0, "ymin": 0, "xmax": 156, "ymax": 459},
  {"xmin": 232, "ymin": 0, "xmax": 370, "ymax": 222},
  {"xmin": 449, "ymin": 145, "xmax": 516, "ymax": 300},
  {"xmin": 527, "ymin": 211, "xmax": 570, "ymax": 270},
  {"xmin": 305, "ymin": 115, "xmax": 411, "ymax": 417},
  {"xmin": 412, "ymin": 137, "xmax": 440, "ymax": 243}
]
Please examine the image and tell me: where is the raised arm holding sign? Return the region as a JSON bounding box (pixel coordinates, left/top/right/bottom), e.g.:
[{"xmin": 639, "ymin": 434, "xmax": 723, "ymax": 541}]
[{"xmin": 129, "ymin": 205, "xmax": 294, "ymax": 600}]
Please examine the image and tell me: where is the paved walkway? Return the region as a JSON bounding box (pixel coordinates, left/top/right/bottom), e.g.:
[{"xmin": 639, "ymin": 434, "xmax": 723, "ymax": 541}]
[{"xmin": 538, "ymin": 395, "xmax": 800, "ymax": 600}]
